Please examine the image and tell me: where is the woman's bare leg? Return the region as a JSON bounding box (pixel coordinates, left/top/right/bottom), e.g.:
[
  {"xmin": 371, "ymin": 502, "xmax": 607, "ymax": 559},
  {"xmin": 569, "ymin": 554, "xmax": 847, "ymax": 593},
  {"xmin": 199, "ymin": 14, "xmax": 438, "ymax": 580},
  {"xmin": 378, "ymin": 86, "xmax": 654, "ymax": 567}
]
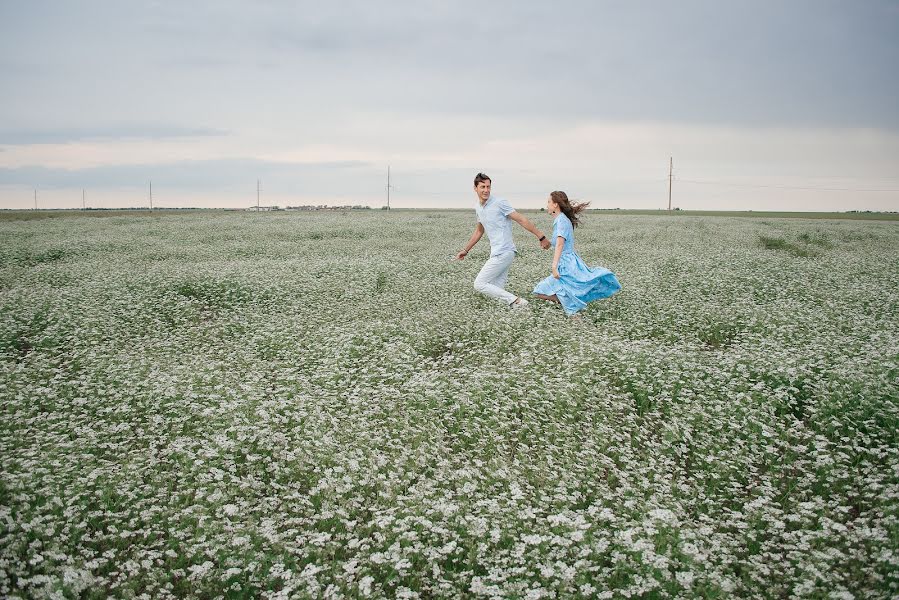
[{"xmin": 534, "ymin": 293, "xmax": 560, "ymax": 304}]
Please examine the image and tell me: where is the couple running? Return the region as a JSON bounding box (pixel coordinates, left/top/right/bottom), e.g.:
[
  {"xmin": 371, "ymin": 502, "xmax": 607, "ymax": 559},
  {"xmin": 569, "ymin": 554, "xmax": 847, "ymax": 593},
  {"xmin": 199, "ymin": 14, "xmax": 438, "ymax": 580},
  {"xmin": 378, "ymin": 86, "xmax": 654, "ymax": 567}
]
[{"xmin": 456, "ymin": 172, "xmax": 621, "ymax": 317}]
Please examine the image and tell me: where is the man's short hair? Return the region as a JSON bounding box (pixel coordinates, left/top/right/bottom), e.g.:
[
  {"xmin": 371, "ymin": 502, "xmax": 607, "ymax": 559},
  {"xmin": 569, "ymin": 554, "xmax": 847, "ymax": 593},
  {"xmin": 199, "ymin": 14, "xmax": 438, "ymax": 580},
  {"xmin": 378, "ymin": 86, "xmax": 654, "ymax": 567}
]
[{"xmin": 474, "ymin": 172, "xmax": 491, "ymax": 186}]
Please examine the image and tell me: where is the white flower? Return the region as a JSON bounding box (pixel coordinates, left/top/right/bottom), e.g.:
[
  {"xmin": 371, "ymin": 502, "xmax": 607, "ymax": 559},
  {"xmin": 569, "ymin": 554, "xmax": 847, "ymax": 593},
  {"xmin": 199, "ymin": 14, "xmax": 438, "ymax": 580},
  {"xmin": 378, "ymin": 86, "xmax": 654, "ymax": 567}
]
[
  {"xmin": 676, "ymin": 571, "xmax": 695, "ymax": 588},
  {"xmin": 358, "ymin": 575, "xmax": 374, "ymax": 597}
]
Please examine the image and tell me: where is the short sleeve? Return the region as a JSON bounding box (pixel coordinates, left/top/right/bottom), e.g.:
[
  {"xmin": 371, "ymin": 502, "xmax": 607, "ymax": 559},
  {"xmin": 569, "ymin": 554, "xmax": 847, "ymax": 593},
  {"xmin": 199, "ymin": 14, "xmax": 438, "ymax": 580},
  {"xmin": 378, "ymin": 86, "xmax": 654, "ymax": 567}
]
[
  {"xmin": 497, "ymin": 198, "xmax": 515, "ymax": 217},
  {"xmin": 555, "ymin": 216, "xmax": 573, "ymax": 241}
]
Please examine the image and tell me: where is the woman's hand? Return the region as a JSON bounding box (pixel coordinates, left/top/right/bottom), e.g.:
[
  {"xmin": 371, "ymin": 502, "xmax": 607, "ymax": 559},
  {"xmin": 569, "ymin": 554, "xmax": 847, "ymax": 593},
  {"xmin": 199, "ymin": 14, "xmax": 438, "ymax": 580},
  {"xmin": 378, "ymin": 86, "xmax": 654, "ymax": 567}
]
[{"xmin": 552, "ymin": 266, "xmax": 560, "ymax": 279}]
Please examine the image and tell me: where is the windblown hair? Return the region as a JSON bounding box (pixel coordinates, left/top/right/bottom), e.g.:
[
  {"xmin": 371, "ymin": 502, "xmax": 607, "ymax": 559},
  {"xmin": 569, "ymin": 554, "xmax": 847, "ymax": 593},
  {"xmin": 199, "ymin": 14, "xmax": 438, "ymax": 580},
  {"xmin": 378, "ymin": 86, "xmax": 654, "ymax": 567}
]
[
  {"xmin": 474, "ymin": 172, "xmax": 491, "ymax": 186},
  {"xmin": 551, "ymin": 191, "xmax": 590, "ymax": 228}
]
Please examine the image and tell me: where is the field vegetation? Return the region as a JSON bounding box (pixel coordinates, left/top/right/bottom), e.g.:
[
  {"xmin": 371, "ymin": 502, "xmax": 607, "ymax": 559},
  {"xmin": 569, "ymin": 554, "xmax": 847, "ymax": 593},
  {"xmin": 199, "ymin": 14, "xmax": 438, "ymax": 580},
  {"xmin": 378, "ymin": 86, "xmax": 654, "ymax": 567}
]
[{"xmin": 1, "ymin": 210, "xmax": 897, "ymax": 598}]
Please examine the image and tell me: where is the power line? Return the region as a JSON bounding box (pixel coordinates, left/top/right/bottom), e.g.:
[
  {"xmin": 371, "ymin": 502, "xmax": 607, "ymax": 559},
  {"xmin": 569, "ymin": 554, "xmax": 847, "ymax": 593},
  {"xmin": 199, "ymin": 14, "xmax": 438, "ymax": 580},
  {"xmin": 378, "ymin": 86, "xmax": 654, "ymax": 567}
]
[
  {"xmin": 668, "ymin": 157, "xmax": 673, "ymax": 212},
  {"xmin": 386, "ymin": 166, "xmax": 392, "ymax": 210}
]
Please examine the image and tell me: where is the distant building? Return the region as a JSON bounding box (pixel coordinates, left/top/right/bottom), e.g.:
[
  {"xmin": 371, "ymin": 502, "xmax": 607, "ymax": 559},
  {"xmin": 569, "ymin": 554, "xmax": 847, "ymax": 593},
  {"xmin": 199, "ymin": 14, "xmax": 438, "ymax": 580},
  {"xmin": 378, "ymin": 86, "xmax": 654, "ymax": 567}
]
[{"xmin": 283, "ymin": 205, "xmax": 372, "ymax": 211}]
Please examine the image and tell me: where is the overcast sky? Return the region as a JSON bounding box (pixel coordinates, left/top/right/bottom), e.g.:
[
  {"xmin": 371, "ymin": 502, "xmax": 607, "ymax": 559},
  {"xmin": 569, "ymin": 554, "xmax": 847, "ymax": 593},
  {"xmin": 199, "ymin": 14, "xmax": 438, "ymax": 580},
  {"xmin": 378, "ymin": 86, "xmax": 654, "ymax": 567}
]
[{"xmin": 1, "ymin": 0, "xmax": 898, "ymax": 211}]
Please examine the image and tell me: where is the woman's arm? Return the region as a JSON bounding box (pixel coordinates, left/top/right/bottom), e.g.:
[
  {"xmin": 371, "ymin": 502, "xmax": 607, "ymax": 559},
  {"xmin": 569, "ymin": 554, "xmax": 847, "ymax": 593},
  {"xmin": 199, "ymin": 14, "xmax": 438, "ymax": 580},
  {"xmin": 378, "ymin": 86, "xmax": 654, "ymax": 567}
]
[{"xmin": 552, "ymin": 236, "xmax": 564, "ymax": 278}]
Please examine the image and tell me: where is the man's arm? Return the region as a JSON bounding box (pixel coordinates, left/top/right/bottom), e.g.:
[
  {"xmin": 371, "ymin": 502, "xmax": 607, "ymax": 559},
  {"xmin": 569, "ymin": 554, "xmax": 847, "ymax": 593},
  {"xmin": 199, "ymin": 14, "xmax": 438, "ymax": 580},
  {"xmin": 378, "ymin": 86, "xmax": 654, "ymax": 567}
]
[
  {"xmin": 509, "ymin": 211, "xmax": 551, "ymax": 249},
  {"xmin": 456, "ymin": 223, "xmax": 485, "ymax": 260}
]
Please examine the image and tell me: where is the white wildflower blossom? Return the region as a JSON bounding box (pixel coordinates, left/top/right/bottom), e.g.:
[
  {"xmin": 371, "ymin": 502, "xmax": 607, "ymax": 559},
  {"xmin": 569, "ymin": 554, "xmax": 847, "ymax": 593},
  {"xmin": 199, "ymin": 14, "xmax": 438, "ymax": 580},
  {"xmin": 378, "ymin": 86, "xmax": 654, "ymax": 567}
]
[{"xmin": 1, "ymin": 211, "xmax": 895, "ymax": 598}]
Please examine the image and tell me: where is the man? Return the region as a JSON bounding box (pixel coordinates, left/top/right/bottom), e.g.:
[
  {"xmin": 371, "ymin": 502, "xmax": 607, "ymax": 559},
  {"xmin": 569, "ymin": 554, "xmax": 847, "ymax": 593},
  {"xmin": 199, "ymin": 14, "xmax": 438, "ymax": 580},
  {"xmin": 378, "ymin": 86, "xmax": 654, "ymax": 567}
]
[{"xmin": 456, "ymin": 172, "xmax": 551, "ymax": 308}]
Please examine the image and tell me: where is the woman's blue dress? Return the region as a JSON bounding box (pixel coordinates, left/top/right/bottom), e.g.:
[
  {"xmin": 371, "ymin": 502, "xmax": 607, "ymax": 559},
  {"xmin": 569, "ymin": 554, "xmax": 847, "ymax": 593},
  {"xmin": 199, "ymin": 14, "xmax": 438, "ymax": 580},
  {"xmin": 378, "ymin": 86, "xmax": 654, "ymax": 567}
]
[{"xmin": 533, "ymin": 213, "xmax": 621, "ymax": 315}]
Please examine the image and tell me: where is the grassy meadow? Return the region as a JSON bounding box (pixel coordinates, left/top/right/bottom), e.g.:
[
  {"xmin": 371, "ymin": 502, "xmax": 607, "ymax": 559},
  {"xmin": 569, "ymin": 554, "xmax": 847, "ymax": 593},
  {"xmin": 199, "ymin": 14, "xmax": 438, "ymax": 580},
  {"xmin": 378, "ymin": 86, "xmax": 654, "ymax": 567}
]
[{"xmin": 0, "ymin": 209, "xmax": 897, "ymax": 599}]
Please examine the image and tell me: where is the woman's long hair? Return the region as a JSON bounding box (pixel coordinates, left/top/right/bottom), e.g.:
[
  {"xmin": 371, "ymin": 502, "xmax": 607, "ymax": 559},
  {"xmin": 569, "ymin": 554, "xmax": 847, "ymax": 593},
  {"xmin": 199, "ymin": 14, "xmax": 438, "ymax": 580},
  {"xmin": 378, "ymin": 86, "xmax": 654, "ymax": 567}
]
[{"xmin": 551, "ymin": 191, "xmax": 590, "ymax": 228}]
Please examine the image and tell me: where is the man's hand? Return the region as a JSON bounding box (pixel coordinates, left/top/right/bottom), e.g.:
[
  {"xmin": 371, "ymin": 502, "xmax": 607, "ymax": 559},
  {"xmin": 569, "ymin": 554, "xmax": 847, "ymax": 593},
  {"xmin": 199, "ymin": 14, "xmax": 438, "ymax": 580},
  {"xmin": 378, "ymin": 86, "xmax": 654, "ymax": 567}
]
[
  {"xmin": 540, "ymin": 237, "xmax": 551, "ymax": 250},
  {"xmin": 457, "ymin": 225, "xmax": 483, "ymax": 261}
]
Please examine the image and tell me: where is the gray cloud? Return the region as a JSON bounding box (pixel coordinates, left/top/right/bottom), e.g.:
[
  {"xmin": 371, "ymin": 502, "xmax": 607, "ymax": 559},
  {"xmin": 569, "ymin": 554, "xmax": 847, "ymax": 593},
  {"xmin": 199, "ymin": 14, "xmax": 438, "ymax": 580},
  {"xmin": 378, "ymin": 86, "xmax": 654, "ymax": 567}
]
[
  {"xmin": 3, "ymin": 1, "xmax": 898, "ymax": 131},
  {"xmin": 0, "ymin": 158, "xmax": 374, "ymax": 192},
  {"xmin": 237, "ymin": 1, "xmax": 899, "ymax": 129},
  {"xmin": 0, "ymin": 125, "xmax": 227, "ymax": 145}
]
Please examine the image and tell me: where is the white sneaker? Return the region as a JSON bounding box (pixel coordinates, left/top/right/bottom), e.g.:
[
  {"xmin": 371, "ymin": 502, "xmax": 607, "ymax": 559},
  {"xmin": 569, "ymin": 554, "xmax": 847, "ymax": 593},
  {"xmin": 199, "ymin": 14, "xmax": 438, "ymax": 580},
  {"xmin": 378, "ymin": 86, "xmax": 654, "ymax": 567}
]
[{"xmin": 511, "ymin": 297, "xmax": 529, "ymax": 309}]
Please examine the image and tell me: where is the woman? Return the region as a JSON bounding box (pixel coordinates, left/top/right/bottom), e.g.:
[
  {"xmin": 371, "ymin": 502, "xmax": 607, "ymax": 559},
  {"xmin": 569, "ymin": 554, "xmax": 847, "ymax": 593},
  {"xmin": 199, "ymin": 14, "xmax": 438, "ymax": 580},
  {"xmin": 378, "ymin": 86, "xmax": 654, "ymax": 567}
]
[{"xmin": 533, "ymin": 191, "xmax": 621, "ymax": 316}]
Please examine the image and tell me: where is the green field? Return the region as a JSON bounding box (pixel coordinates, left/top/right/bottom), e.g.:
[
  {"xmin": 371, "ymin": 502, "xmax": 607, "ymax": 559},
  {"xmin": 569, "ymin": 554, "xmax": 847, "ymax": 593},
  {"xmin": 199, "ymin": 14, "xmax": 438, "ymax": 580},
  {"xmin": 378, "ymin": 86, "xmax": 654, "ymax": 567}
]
[
  {"xmin": 1, "ymin": 210, "xmax": 897, "ymax": 598},
  {"xmin": 2, "ymin": 208, "xmax": 898, "ymax": 222}
]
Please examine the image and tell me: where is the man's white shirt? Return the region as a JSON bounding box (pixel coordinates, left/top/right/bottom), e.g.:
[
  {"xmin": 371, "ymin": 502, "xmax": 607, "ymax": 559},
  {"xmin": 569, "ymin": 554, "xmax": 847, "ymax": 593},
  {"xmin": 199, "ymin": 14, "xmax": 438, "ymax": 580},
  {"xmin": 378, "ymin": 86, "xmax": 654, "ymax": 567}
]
[{"xmin": 474, "ymin": 195, "xmax": 516, "ymax": 257}]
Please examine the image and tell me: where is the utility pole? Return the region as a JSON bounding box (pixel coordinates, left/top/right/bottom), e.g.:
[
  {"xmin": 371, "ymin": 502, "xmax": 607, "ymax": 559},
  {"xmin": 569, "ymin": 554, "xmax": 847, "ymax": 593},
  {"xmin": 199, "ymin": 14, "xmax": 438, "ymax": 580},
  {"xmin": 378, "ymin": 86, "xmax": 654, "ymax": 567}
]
[
  {"xmin": 386, "ymin": 166, "xmax": 391, "ymax": 210},
  {"xmin": 668, "ymin": 157, "xmax": 673, "ymax": 212},
  {"xmin": 149, "ymin": 180, "xmax": 153, "ymax": 211},
  {"xmin": 34, "ymin": 189, "xmax": 37, "ymax": 210},
  {"xmin": 82, "ymin": 189, "xmax": 86, "ymax": 210},
  {"xmin": 257, "ymin": 179, "xmax": 261, "ymax": 212}
]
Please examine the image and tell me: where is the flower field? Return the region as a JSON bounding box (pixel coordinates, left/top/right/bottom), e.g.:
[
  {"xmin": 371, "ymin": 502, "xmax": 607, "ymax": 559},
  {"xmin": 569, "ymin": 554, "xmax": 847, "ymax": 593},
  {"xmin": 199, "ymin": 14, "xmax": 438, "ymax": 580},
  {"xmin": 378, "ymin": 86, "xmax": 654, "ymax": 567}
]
[{"xmin": 0, "ymin": 209, "xmax": 897, "ymax": 599}]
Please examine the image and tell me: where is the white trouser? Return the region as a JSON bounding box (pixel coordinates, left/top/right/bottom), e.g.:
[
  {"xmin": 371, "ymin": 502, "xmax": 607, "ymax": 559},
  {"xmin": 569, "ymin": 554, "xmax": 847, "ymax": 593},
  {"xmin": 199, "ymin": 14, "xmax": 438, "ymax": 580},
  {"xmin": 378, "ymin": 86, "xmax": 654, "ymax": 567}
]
[{"xmin": 474, "ymin": 251, "xmax": 518, "ymax": 305}]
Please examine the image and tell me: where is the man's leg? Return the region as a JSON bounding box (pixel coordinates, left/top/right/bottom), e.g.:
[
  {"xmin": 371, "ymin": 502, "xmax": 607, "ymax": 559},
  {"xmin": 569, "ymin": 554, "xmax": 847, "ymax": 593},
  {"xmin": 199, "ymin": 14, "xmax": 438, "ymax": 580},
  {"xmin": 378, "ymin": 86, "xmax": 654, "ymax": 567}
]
[
  {"xmin": 493, "ymin": 259, "xmax": 529, "ymax": 307},
  {"xmin": 474, "ymin": 252, "xmax": 518, "ymax": 305},
  {"xmin": 494, "ymin": 261, "xmax": 510, "ymax": 291}
]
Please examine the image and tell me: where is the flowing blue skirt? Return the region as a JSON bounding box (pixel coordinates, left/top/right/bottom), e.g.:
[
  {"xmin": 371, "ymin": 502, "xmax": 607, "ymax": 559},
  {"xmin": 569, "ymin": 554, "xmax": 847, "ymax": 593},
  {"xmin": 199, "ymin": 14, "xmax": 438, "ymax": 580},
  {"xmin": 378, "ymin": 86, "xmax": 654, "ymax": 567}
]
[{"xmin": 533, "ymin": 252, "xmax": 621, "ymax": 315}]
